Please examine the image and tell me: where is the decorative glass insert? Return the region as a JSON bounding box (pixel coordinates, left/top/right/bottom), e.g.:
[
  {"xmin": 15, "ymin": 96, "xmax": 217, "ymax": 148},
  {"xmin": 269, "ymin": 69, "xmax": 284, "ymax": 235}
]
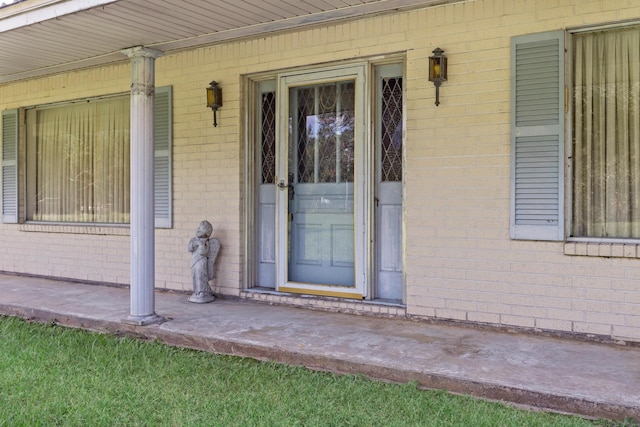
[
  {"xmin": 290, "ymin": 82, "xmax": 355, "ymax": 184},
  {"xmin": 260, "ymin": 91, "xmax": 276, "ymax": 184},
  {"xmin": 381, "ymin": 77, "xmax": 403, "ymax": 182}
]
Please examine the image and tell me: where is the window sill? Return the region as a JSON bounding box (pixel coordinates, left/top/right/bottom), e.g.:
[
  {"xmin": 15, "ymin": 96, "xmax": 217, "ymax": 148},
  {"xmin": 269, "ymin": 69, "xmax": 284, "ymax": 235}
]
[
  {"xmin": 18, "ymin": 223, "xmax": 130, "ymax": 236},
  {"xmin": 564, "ymin": 240, "xmax": 640, "ymax": 259}
]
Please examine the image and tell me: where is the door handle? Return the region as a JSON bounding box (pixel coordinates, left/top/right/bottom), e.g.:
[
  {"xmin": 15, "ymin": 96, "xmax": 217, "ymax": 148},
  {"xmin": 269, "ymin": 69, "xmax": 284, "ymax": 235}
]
[{"xmin": 278, "ymin": 180, "xmax": 295, "ymax": 200}]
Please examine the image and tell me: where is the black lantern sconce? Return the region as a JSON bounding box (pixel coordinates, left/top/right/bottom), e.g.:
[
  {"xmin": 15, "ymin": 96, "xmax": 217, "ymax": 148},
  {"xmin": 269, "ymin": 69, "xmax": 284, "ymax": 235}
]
[
  {"xmin": 206, "ymin": 81, "xmax": 223, "ymax": 127},
  {"xmin": 428, "ymin": 48, "xmax": 448, "ymax": 106}
]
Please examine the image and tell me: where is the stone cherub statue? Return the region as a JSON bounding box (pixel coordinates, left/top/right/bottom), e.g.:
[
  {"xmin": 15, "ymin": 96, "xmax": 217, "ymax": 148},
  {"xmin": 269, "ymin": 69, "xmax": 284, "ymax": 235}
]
[{"xmin": 187, "ymin": 220, "xmax": 220, "ymax": 303}]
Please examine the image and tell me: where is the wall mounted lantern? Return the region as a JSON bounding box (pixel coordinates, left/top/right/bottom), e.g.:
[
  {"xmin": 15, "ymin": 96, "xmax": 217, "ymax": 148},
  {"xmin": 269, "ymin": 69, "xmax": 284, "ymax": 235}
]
[
  {"xmin": 428, "ymin": 48, "xmax": 447, "ymax": 106},
  {"xmin": 206, "ymin": 81, "xmax": 223, "ymax": 127}
]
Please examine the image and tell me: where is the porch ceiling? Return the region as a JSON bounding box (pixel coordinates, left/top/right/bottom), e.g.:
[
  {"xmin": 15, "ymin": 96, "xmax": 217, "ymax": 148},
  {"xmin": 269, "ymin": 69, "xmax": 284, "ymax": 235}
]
[{"xmin": 0, "ymin": 0, "xmax": 445, "ymax": 84}]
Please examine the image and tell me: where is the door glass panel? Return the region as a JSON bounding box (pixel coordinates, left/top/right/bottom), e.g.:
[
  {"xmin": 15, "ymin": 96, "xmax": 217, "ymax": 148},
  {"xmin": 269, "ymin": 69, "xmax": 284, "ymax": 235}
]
[
  {"xmin": 261, "ymin": 91, "xmax": 277, "ymax": 184},
  {"xmin": 288, "ymin": 81, "xmax": 355, "ymax": 286},
  {"xmin": 381, "ymin": 77, "xmax": 403, "ymax": 182}
]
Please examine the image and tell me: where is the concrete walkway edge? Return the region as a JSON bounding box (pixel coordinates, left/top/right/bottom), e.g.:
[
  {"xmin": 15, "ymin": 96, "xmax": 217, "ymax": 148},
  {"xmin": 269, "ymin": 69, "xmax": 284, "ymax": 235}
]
[{"xmin": 0, "ymin": 273, "xmax": 639, "ymax": 421}]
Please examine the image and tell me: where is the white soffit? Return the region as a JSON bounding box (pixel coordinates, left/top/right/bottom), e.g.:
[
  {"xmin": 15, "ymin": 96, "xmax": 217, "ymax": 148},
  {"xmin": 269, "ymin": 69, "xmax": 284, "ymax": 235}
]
[{"xmin": 0, "ymin": 0, "xmax": 452, "ymax": 84}]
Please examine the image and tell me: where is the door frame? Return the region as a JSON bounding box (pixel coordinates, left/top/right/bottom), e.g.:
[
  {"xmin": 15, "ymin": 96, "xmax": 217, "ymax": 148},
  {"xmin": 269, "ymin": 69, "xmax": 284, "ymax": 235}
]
[
  {"xmin": 373, "ymin": 63, "xmax": 405, "ymax": 301},
  {"xmin": 244, "ymin": 58, "xmax": 405, "ymax": 303}
]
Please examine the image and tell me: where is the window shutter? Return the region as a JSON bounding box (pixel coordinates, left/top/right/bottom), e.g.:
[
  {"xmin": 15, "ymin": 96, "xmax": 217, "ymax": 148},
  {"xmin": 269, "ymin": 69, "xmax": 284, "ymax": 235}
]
[
  {"xmin": 154, "ymin": 86, "xmax": 172, "ymax": 228},
  {"xmin": 2, "ymin": 109, "xmax": 18, "ymax": 224},
  {"xmin": 510, "ymin": 31, "xmax": 565, "ymax": 241}
]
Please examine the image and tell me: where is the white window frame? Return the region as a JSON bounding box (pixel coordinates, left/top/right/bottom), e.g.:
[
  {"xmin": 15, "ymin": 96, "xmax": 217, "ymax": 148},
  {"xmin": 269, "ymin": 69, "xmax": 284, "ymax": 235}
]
[{"xmin": 1, "ymin": 86, "xmax": 172, "ymax": 228}]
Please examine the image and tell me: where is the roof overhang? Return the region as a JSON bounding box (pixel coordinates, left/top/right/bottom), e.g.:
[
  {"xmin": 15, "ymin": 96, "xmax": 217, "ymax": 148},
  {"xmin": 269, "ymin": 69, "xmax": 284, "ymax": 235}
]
[{"xmin": 0, "ymin": 0, "xmax": 454, "ymax": 84}]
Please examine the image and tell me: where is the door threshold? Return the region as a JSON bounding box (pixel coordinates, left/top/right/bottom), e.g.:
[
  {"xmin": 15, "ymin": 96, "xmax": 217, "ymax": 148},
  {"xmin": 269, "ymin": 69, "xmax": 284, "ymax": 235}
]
[{"xmin": 243, "ymin": 287, "xmax": 404, "ymax": 307}]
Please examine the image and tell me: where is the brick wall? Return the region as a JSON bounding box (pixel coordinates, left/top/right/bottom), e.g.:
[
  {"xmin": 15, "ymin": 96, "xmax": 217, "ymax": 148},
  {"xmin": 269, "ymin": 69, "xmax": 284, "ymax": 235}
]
[{"xmin": 2, "ymin": 0, "xmax": 640, "ymax": 342}]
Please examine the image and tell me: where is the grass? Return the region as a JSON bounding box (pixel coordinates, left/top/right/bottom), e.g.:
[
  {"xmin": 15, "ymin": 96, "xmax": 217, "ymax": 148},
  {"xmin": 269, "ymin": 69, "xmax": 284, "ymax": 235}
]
[{"xmin": 0, "ymin": 316, "xmax": 630, "ymax": 427}]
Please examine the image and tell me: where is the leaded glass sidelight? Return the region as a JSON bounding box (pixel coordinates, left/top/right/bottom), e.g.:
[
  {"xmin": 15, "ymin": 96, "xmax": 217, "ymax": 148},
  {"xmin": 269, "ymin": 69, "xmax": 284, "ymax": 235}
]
[
  {"xmin": 381, "ymin": 77, "xmax": 403, "ymax": 182},
  {"xmin": 290, "ymin": 82, "xmax": 355, "ymax": 184},
  {"xmin": 260, "ymin": 91, "xmax": 276, "ymax": 184}
]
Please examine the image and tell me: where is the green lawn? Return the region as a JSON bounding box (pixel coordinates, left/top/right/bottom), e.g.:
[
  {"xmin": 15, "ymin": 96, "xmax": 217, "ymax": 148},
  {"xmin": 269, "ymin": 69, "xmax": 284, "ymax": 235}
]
[{"xmin": 0, "ymin": 316, "xmax": 624, "ymax": 426}]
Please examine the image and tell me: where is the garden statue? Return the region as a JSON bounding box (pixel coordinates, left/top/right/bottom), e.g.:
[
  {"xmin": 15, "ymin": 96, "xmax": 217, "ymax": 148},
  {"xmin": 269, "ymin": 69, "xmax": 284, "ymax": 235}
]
[{"xmin": 187, "ymin": 220, "xmax": 220, "ymax": 303}]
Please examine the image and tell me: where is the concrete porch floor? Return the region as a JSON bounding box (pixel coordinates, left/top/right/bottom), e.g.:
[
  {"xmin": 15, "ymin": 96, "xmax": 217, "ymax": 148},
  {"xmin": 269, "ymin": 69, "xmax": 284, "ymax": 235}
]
[{"xmin": 0, "ymin": 272, "xmax": 638, "ymax": 421}]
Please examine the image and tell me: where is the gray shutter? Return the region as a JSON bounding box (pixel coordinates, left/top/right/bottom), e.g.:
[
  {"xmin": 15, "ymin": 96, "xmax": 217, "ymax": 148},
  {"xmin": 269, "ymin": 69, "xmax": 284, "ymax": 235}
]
[
  {"xmin": 510, "ymin": 31, "xmax": 564, "ymax": 241},
  {"xmin": 2, "ymin": 109, "xmax": 18, "ymax": 224},
  {"xmin": 154, "ymin": 86, "xmax": 172, "ymax": 228}
]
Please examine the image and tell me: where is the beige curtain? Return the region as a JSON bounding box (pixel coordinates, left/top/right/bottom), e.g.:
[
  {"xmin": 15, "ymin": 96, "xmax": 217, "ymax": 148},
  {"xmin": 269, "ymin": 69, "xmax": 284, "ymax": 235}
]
[
  {"xmin": 573, "ymin": 26, "xmax": 640, "ymax": 238},
  {"xmin": 34, "ymin": 97, "xmax": 130, "ymax": 223}
]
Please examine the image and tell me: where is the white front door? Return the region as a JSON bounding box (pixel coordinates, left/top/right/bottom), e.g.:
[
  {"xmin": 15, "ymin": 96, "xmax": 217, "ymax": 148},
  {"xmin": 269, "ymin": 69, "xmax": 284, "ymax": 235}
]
[{"xmin": 276, "ymin": 65, "xmax": 368, "ymax": 298}]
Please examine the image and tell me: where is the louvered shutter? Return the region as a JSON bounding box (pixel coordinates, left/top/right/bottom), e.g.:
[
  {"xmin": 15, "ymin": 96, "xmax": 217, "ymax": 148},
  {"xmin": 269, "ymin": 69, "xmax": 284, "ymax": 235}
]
[
  {"xmin": 2, "ymin": 109, "xmax": 18, "ymax": 224},
  {"xmin": 510, "ymin": 31, "xmax": 565, "ymax": 241},
  {"xmin": 154, "ymin": 86, "xmax": 172, "ymax": 228}
]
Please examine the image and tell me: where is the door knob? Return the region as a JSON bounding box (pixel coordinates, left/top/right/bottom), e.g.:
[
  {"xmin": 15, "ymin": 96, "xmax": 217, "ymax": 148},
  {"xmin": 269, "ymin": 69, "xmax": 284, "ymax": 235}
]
[{"xmin": 278, "ymin": 180, "xmax": 295, "ymax": 200}]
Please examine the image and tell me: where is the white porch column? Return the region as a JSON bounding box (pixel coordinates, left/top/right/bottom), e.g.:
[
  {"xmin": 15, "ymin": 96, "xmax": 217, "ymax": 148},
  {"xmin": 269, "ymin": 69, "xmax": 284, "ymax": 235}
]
[{"xmin": 121, "ymin": 46, "xmax": 164, "ymax": 326}]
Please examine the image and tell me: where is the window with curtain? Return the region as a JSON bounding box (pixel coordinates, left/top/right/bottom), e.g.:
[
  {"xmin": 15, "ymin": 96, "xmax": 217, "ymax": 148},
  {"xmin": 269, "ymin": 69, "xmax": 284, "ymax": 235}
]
[
  {"xmin": 29, "ymin": 96, "xmax": 131, "ymax": 223},
  {"xmin": 572, "ymin": 26, "xmax": 640, "ymax": 238}
]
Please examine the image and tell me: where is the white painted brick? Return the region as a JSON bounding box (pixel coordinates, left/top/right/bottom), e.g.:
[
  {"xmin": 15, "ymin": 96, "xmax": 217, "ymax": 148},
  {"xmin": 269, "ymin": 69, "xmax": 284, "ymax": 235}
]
[
  {"xmin": 467, "ymin": 311, "xmax": 500, "ymax": 324},
  {"xmin": 435, "ymin": 308, "xmax": 467, "ymax": 321},
  {"xmin": 573, "ymin": 322, "xmax": 612, "ymax": 337},
  {"xmin": 535, "ymin": 318, "xmax": 573, "ymax": 333},
  {"xmin": 501, "ymin": 315, "xmax": 535, "ymax": 329},
  {"xmin": 2, "ymin": 0, "xmax": 640, "ymax": 342},
  {"xmin": 613, "ymin": 326, "xmax": 640, "ymax": 342}
]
